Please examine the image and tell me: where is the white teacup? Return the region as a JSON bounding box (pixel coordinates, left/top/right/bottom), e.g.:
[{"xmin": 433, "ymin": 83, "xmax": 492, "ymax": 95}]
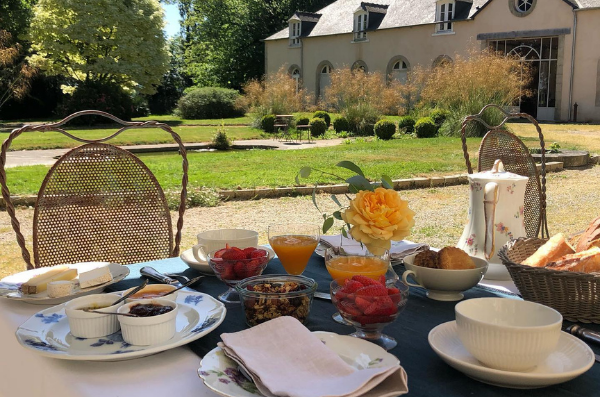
[{"xmin": 192, "ymin": 229, "xmax": 259, "ymax": 263}]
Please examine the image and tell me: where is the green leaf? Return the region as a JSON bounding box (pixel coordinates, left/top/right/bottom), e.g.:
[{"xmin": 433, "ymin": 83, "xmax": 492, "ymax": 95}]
[
  {"xmin": 381, "ymin": 175, "xmax": 394, "ymax": 189},
  {"xmin": 299, "ymin": 166, "xmax": 312, "ymax": 178},
  {"xmin": 333, "ymin": 211, "xmax": 343, "ymax": 220},
  {"xmin": 330, "ymin": 194, "xmax": 342, "ymax": 207},
  {"xmin": 341, "ymin": 228, "xmax": 349, "ymax": 238},
  {"xmin": 323, "ymin": 217, "xmax": 334, "ymax": 234},
  {"xmin": 346, "ymin": 175, "xmax": 374, "ymax": 192},
  {"xmin": 336, "ymin": 161, "xmax": 364, "ymax": 177},
  {"xmin": 312, "ymin": 188, "xmax": 318, "ymax": 210}
]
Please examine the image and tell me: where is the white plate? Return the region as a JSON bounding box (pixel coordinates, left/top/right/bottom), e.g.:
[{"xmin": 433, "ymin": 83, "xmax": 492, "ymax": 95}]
[
  {"xmin": 15, "ymin": 290, "xmax": 226, "ymax": 361},
  {"xmin": 0, "ymin": 263, "xmax": 130, "ymax": 305},
  {"xmin": 428, "ymin": 321, "xmax": 594, "ymax": 389},
  {"xmin": 181, "ymin": 247, "xmax": 277, "ymax": 275},
  {"xmin": 197, "ymin": 331, "xmax": 399, "ymax": 397}
]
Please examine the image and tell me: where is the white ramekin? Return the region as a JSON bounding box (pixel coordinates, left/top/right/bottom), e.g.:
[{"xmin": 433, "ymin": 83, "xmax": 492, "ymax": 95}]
[
  {"xmin": 122, "ymin": 284, "xmax": 178, "ymax": 303},
  {"xmin": 64, "ymin": 294, "xmax": 124, "ymax": 338},
  {"xmin": 117, "ymin": 298, "xmax": 178, "ymax": 346},
  {"xmin": 455, "ymin": 298, "xmax": 562, "ymax": 372}
]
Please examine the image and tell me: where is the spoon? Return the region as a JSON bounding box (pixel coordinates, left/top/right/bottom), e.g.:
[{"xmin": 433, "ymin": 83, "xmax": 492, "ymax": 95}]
[
  {"xmin": 112, "ymin": 279, "xmax": 149, "ymax": 306},
  {"xmin": 82, "ymin": 309, "xmax": 139, "ymax": 317},
  {"xmin": 160, "ymin": 275, "xmax": 205, "ymax": 297}
]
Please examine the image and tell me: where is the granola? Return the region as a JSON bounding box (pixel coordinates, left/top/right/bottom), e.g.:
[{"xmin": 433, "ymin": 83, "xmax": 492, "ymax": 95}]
[{"xmin": 242, "ymin": 282, "xmax": 311, "ymax": 326}]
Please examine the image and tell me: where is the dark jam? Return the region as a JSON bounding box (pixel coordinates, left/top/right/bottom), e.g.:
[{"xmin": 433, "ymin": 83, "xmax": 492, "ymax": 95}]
[{"xmin": 129, "ymin": 303, "xmax": 173, "ymax": 317}]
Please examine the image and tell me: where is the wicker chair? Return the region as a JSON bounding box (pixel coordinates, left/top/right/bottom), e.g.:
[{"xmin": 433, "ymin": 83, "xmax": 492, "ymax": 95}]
[
  {"xmin": 460, "ymin": 104, "xmax": 549, "ymax": 239},
  {"xmin": 0, "ymin": 110, "xmax": 188, "ymax": 270}
]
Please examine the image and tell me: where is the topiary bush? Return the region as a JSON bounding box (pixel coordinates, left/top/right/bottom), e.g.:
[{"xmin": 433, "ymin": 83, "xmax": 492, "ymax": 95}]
[
  {"xmin": 309, "ymin": 118, "xmax": 327, "ymax": 137},
  {"xmin": 212, "ymin": 125, "xmax": 232, "ymax": 150},
  {"xmin": 176, "ymin": 87, "xmax": 244, "ymax": 119},
  {"xmin": 333, "ymin": 117, "xmax": 349, "ymax": 133},
  {"xmin": 295, "ymin": 117, "xmax": 310, "ymax": 126},
  {"xmin": 374, "ymin": 120, "xmax": 396, "ymax": 140},
  {"xmin": 415, "ymin": 117, "xmax": 438, "ymax": 138},
  {"xmin": 313, "ymin": 110, "xmax": 331, "ymax": 127},
  {"xmin": 429, "ymin": 108, "xmax": 450, "ymax": 127},
  {"xmin": 261, "ymin": 114, "xmax": 275, "ymax": 133},
  {"xmin": 398, "ymin": 116, "xmax": 416, "ymax": 133}
]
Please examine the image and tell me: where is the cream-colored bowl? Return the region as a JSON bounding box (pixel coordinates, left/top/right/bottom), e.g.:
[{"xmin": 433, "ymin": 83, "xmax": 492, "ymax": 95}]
[
  {"xmin": 455, "ymin": 298, "xmax": 562, "ymax": 372},
  {"xmin": 403, "ymin": 253, "xmax": 488, "ymax": 301},
  {"xmin": 64, "ymin": 294, "xmax": 124, "ymax": 338},
  {"xmin": 122, "ymin": 284, "xmax": 178, "ymax": 303},
  {"xmin": 117, "ymin": 298, "xmax": 178, "ymax": 346}
]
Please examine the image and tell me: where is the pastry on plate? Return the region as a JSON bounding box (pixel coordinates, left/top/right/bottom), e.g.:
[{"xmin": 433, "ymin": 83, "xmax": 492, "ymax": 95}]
[
  {"xmin": 413, "ymin": 249, "xmax": 439, "ymax": 269},
  {"xmin": 438, "ymin": 247, "xmax": 475, "ymax": 270}
]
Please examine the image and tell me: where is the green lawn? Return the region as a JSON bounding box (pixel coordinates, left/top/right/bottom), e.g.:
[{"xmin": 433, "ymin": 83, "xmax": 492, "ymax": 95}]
[
  {"xmin": 133, "ymin": 114, "xmax": 253, "ymax": 125},
  {"xmin": 4, "ymin": 137, "xmax": 481, "ymax": 195}
]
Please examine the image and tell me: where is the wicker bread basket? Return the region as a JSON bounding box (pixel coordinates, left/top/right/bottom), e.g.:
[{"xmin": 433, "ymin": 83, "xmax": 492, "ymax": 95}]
[{"xmin": 498, "ymin": 237, "xmax": 600, "ymax": 323}]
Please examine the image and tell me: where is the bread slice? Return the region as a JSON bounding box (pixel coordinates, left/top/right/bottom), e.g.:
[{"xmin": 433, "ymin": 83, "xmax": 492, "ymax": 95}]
[
  {"xmin": 522, "ymin": 233, "xmax": 575, "ymax": 268},
  {"xmin": 576, "ymin": 216, "xmax": 600, "ymax": 252},
  {"xmin": 546, "ymin": 247, "xmax": 600, "ymax": 273},
  {"xmin": 439, "ymin": 247, "xmax": 475, "ymax": 270}
]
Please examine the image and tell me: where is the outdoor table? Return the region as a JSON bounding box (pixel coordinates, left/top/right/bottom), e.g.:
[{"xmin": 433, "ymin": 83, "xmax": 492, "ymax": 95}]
[{"xmin": 2, "ymin": 254, "xmax": 600, "ymax": 397}]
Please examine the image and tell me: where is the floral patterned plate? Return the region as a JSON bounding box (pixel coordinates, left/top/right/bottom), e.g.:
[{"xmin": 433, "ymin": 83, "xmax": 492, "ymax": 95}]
[
  {"xmin": 15, "ymin": 290, "xmax": 226, "ymax": 361},
  {"xmin": 197, "ymin": 331, "xmax": 399, "ymax": 397},
  {"xmin": 0, "ymin": 263, "xmax": 130, "ymax": 305}
]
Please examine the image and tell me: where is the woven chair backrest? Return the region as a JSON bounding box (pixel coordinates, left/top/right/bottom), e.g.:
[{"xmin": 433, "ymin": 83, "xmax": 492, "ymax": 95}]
[
  {"xmin": 0, "ymin": 110, "xmax": 188, "ymax": 270},
  {"xmin": 33, "ymin": 143, "xmax": 172, "ymax": 267},
  {"xmin": 460, "ymin": 104, "xmax": 548, "ymax": 239}
]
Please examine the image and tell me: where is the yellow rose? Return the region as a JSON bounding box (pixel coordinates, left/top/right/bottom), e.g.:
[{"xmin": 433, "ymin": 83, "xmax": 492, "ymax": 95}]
[{"xmin": 341, "ymin": 187, "xmax": 415, "ymax": 255}]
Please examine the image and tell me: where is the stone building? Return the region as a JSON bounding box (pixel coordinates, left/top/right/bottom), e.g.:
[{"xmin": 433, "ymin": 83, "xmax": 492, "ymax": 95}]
[{"xmin": 264, "ymin": 0, "xmax": 600, "ymax": 122}]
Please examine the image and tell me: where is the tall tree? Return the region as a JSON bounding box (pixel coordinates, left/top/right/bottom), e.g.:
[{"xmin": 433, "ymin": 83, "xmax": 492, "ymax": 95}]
[
  {"xmin": 27, "ymin": 0, "xmax": 170, "ymax": 94},
  {"xmin": 182, "ymin": 0, "xmax": 333, "ymax": 89}
]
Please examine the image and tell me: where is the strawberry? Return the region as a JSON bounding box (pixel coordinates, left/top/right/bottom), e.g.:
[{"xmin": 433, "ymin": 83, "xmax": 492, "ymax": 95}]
[
  {"xmin": 335, "ymin": 290, "xmax": 348, "ymax": 300},
  {"xmin": 250, "ymin": 249, "xmax": 268, "ymax": 259},
  {"xmin": 220, "ymin": 263, "xmax": 235, "ymax": 280},
  {"xmin": 246, "ymin": 259, "xmax": 263, "ymax": 276},
  {"xmin": 364, "ymin": 300, "xmax": 398, "ymax": 316},
  {"xmin": 378, "ymin": 275, "xmax": 386, "ymax": 286},
  {"xmin": 341, "ymin": 279, "xmax": 363, "ymax": 294},
  {"xmin": 243, "ymin": 247, "xmax": 257, "ymax": 258},
  {"xmin": 373, "ymin": 294, "xmax": 393, "ymax": 305},
  {"xmin": 351, "ymin": 275, "xmax": 381, "ymax": 286},
  {"xmin": 387, "ymin": 287, "xmax": 401, "ymax": 304},
  {"xmin": 355, "ymin": 284, "xmax": 388, "ymax": 297},
  {"xmin": 222, "ymin": 248, "xmax": 246, "ymax": 261},
  {"xmin": 234, "ymin": 261, "xmax": 247, "ymax": 279},
  {"xmin": 339, "ymin": 301, "xmax": 362, "ymax": 316},
  {"xmin": 354, "ymin": 296, "xmax": 372, "ymax": 313},
  {"xmin": 355, "ymin": 315, "xmax": 394, "ymax": 325},
  {"xmin": 213, "ymin": 248, "xmax": 228, "ymax": 258}
]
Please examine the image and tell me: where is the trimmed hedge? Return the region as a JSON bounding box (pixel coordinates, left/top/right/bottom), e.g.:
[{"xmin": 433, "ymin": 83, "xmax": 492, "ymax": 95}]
[
  {"xmin": 374, "ymin": 120, "xmax": 396, "ymax": 140},
  {"xmin": 176, "ymin": 87, "xmax": 244, "ymax": 119},
  {"xmin": 429, "ymin": 108, "xmax": 450, "ymax": 127},
  {"xmin": 333, "ymin": 117, "xmax": 349, "ymax": 133},
  {"xmin": 313, "ymin": 110, "xmax": 331, "ymax": 127},
  {"xmin": 398, "ymin": 116, "xmax": 416, "ymax": 133},
  {"xmin": 261, "ymin": 114, "xmax": 275, "ymax": 133},
  {"xmin": 415, "ymin": 117, "xmax": 438, "ymax": 138},
  {"xmin": 309, "ymin": 118, "xmax": 327, "ymax": 137},
  {"xmin": 296, "ymin": 117, "xmax": 310, "ymax": 126}
]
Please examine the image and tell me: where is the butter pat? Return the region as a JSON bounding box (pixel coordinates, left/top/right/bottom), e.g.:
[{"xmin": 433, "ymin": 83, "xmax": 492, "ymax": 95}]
[
  {"xmin": 78, "ymin": 263, "xmax": 113, "ymax": 289},
  {"xmin": 47, "ymin": 280, "xmax": 74, "ymax": 298},
  {"xmin": 21, "ymin": 266, "xmax": 77, "ymax": 295}
]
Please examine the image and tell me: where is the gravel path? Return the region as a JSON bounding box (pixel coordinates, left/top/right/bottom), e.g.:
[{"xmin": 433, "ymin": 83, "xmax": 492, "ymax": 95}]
[{"xmin": 0, "ymin": 166, "xmax": 595, "ymax": 279}]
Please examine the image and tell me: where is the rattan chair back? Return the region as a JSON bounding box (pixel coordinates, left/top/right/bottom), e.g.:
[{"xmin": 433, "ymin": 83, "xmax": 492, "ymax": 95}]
[
  {"xmin": 460, "ymin": 104, "xmax": 549, "ymax": 239},
  {"xmin": 0, "ymin": 110, "xmax": 188, "ymax": 270}
]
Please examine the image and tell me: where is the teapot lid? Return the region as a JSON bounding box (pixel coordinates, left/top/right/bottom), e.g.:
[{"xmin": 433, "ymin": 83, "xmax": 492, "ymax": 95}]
[{"xmin": 470, "ymin": 160, "xmax": 529, "ymax": 181}]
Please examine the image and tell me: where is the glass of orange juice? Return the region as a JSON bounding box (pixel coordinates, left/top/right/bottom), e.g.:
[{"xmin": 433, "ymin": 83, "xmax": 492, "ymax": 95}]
[{"xmin": 268, "ymin": 224, "xmax": 320, "ymax": 275}]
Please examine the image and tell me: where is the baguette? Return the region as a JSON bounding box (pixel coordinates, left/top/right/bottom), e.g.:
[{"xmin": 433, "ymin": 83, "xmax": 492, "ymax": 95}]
[
  {"xmin": 575, "ymin": 216, "xmax": 600, "ymax": 252},
  {"xmin": 546, "ymin": 247, "xmax": 600, "ymax": 273},
  {"xmin": 521, "ymin": 233, "xmax": 575, "ymax": 268}
]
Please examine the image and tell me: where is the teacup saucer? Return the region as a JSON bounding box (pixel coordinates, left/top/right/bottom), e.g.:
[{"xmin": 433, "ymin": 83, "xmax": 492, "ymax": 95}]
[
  {"xmin": 425, "ymin": 290, "xmax": 464, "ymax": 301},
  {"xmin": 180, "ymin": 248, "xmax": 213, "ymax": 274},
  {"xmin": 428, "ymin": 321, "xmax": 594, "ymax": 389}
]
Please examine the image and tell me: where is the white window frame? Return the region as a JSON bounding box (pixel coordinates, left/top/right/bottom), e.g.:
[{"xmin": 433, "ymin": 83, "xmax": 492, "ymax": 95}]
[
  {"xmin": 392, "ymin": 61, "xmax": 407, "ymax": 71},
  {"xmin": 516, "ymin": 0, "xmax": 533, "ymax": 12},
  {"xmin": 354, "ymin": 11, "xmax": 368, "ymax": 41},
  {"xmin": 289, "ymin": 20, "xmax": 301, "ymax": 46},
  {"xmin": 436, "ymin": 1, "xmax": 454, "ymax": 33}
]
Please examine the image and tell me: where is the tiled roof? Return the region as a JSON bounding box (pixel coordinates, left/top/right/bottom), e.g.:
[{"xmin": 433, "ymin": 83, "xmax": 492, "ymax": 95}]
[{"xmin": 266, "ymin": 0, "xmax": 600, "ymax": 41}]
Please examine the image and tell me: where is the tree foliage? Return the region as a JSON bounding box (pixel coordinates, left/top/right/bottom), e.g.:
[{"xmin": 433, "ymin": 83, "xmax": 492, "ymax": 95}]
[
  {"xmin": 27, "ymin": 0, "xmax": 170, "ymax": 94},
  {"xmin": 182, "ymin": 0, "xmax": 333, "ymax": 89}
]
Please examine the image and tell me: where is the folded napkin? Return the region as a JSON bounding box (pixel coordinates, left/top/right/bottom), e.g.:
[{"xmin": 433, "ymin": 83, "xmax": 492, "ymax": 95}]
[
  {"xmin": 320, "ymin": 235, "xmax": 429, "ymax": 262},
  {"xmin": 218, "ymin": 316, "xmax": 408, "ymax": 397}
]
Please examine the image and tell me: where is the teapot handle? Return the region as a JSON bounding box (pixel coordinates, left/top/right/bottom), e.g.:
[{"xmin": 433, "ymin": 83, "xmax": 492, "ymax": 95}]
[{"xmin": 483, "ymin": 182, "xmax": 499, "ymax": 260}]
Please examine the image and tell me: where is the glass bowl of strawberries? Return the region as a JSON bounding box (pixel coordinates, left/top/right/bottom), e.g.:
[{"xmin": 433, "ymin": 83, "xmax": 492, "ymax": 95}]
[
  {"xmin": 330, "ymin": 275, "xmax": 409, "ymax": 351},
  {"xmin": 208, "ymin": 246, "xmax": 273, "ymax": 303}
]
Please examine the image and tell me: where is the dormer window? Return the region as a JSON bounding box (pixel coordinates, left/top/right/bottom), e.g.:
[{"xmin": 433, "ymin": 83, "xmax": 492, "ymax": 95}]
[
  {"xmin": 354, "ymin": 11, "xmax": 368, "ymax": 41},
  {"xmin": 288, "ymin": 11, "xmax": 321, "ymax": 46},
  {"xmin": 289, "ymin": 20, "xmax": 301, "ymax": 46},
  {"xmin": 436, "ymin": 0, "xmax": 454, "ymax": 33}
]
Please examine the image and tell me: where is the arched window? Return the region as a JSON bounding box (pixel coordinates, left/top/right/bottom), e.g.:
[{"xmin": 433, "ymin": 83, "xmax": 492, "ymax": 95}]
[
  {"xmin": 386, "ymin": 56, "xmax": 410, "ymax": 84},
  {"xmin": 316, "ymin": 61, "xmax": 334, "ymax": 101},
  {"xmin": 321, "ymin": 65, "xmax": 331, "ymax": 74},
  {"xmin": 516, "ymin": 0, "xmax": 533, "ymax": 12},
  {"xmin": 288, "ymin": 64, "xmax": 302, "ymax": 93},
  {"xmin": 393, "ymin": 61, "xmax": 407, "ymax": 71},
  {"xmin": 351, "ymin": 60, "xmax": 368, "ymax": 73},
  {"xmin": 432, "ymin": 55, "xmax": 453, "ymax": 68}
]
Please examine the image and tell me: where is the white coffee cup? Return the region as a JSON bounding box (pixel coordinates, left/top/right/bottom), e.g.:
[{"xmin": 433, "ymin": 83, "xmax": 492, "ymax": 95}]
[{"xmin": 192, "ymin": 229, "xmax": 259, "ymax": 263}]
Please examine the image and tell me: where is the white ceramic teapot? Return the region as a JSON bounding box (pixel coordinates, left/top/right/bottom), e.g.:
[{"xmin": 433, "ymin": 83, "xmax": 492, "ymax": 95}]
[{"xmin": 457, "ymin": 160, "xmax": 528, "ymax": 280}]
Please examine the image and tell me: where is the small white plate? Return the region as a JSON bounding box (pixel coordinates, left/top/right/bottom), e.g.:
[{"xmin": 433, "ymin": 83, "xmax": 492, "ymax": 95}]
[
  {"xmin": 198, "ymin": 331, "xmax": 399, "ymax": 397},
  {"xmin": 180, "ymin": 247, "xmax": 277, "ymax": 275},
  {"xmin": 15, "ymin": 290, "xmax": 226, "ymax": 361},
  {"xmin": 428, "ymin": 321, "xmax": 594, "ymax": 389},
  {"xmin": 0, "ymin": 263, "xmax": 130, "ymax": 305}
]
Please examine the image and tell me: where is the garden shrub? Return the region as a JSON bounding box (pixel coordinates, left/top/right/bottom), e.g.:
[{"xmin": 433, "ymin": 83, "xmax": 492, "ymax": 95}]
[
  {"xmin": 212, "ymin": 125, "xmax": 231, "ymax": 150},
  {"xmin": 333, "ymin": 117, "xmax": 349, "ymax": 133},
  {"xmin": 351, "ymin": 116, "xmax": 378, "ymax": 136},
  {"xmin": 374, "ymin": 120, "xmax": 396, "ymax": 140},
  {"xmin": 429, "ymin": 108, "xmax": 450, "ymax": 127},
  {"xmin": 260, "ymin": 114, "xmax": 275, "ymax": 133},
  {"xmin": 176, "ymin": 87, "xmax": 244, "ymax": 119},
  {"xmin": 414, "ymin": 117, "xmax": 438, "ymax": 138},
  {"xmin": 397, "ymin": 116, "xmax": 416, "ymax": 133},
  {"xmin": 295, "ymin": 117, "xmax": 310, "ymax": 126},
  {"xmin": 312, "ymin": 110, "xmax": 331, "ymax": 126},
  {"xmin": 165, "ymin": 187, "xmax": 220, "ymax": 210},
  {"xmin": 309, "ymin": 118, "xmax": 327, "ymax": 137}
]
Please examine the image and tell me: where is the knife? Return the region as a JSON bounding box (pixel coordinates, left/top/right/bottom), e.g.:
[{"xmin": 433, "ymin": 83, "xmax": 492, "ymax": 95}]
[
  {"xmin": 565, "ymin": 324, "xmax": 600, "ymax": 346},
  {"xmin": 140, "ymin": 266, "xmax": 193, "ymax": 289},
  {"xmin": 314, "ymin": 291, "xmax": 331, "ymax": 300}
]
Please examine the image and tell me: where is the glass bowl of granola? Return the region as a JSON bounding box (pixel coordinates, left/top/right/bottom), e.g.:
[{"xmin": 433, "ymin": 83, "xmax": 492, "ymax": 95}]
[{"xmin": 235, "ymin": 274, "xmax": 317, "ymax": 327}]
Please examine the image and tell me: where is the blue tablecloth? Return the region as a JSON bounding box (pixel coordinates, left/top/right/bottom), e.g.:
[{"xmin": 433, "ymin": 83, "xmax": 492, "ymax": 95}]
[{"xmin": 108, "ymin": 255, "xmax": 600, "ymax": 396}]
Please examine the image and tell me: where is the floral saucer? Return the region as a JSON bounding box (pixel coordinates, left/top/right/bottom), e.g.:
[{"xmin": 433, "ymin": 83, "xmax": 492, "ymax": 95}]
[
  {"xmin": 428, "ymin": 321, "xmax": 594, "ymax": 389},
  {"xmin": 197, "ymin": 331, "xmax": 399, "ymax": 397},
  {"xmin": 16, "ymin": 290, "xmax": 226, "ymax": 361}
]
